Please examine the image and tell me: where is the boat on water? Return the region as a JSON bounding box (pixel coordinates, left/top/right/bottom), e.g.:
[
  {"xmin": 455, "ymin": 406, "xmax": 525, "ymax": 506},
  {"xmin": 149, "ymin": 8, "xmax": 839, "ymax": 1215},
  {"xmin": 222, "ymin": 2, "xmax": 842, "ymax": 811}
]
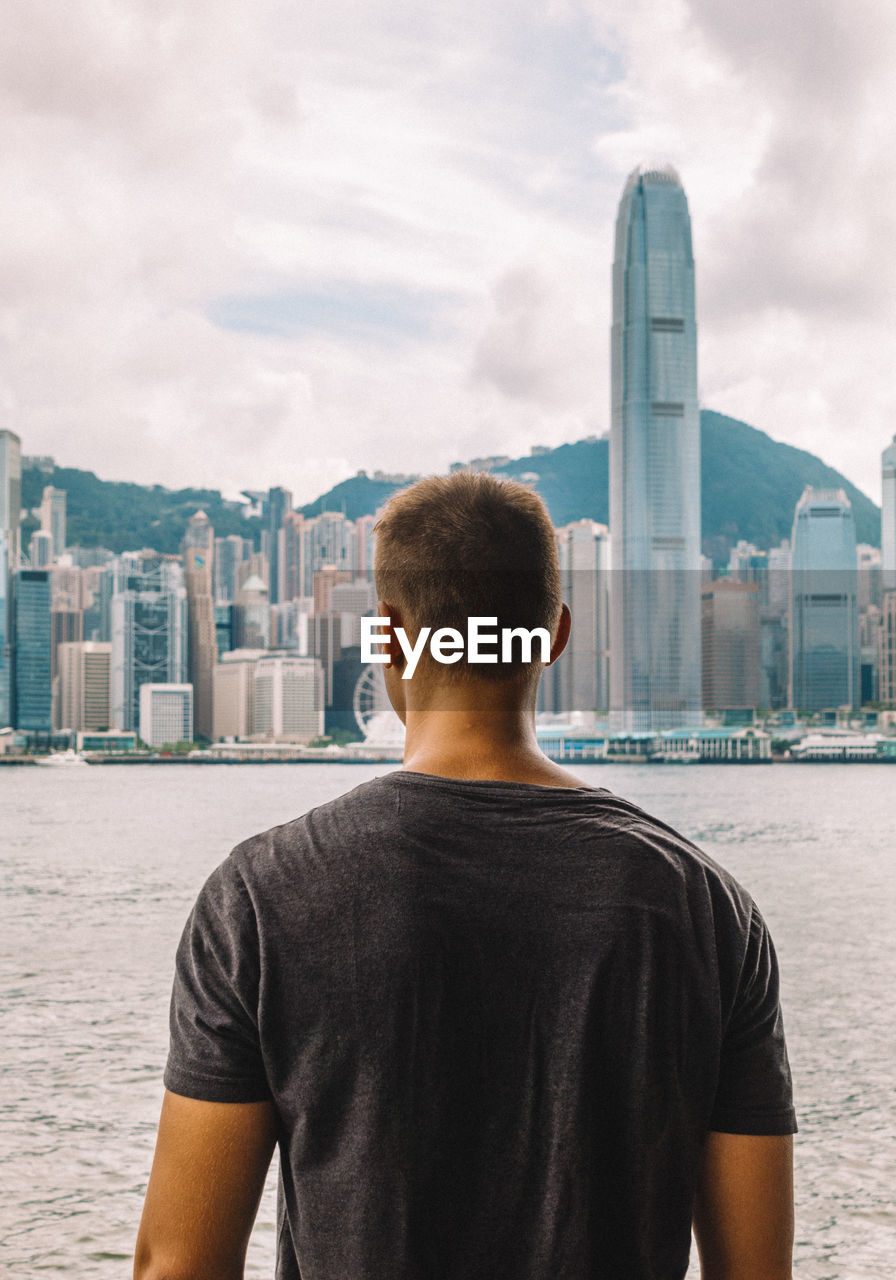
[{"xmin": 35, "ymin": 750, "xmax": 88, "ymax": 767}]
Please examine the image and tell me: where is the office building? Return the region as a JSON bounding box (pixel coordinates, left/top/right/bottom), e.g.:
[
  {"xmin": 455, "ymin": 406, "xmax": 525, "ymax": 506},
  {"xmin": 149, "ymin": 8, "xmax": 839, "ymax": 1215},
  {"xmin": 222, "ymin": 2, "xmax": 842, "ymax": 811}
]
[
  {"xmin": 759, "ymin": 610, "xmax": 789, "ymax": 711},
  {"xmin": 82, "ymin": 564, "xmax": 114, "ymax": 642},
  {"xmin": 0, "ymin": 532, "xmax": 9, "ymax": 727},
  {"xmin": 39, "ymin": 486, "xmax": 67, "ymax": 559},
  {"xmin": 857, "ymin": 545, "xmax": 881, "ymax": 614},
  {"xmin": 232, "ymin": 573, "xmax": 270, "ymax": 649},
  {"xmin": 14, "ymin": 569, "xmax": 52, "ymax": 731},
  {"xmin": 303, "ymin": 513, "xmax": 355, "ymax": 597},
  {"xmin": 214, "ymin": 604, "xmax": 234, "ymax": 658},
  {"xmin": 0, "ymin": 429, "xmax": 22, "ymax": 727},
  {"xmin": 139, "ymin": 682, "xmax": 193, "ymax": 748},
  {"xmin": 879, "ymin": 592, "xmax": 896, "ymax": 705},
  {"xmin": 213, "ymin": 649, "xmax": 266, "ymax": 740},
  {"xmin": 701, "ymin": 580, "xmax": 761, "ymax": 711},
  {"xmin": 57, "ymin": 641, "xmax": 111, "ymax": 732},
  {"xmin": 110, "ymin": 555, "xmax": 188, "ymax": 731},
  {"xmin": 882, "ymin": 435, "xmax": 896, "ymax": 593},
  {"xmin": 790, "ymin": 487, "xmax": 860, "ymax": 712},
  {"xmin": 271, "ymin": 599, "xmax": 312, "ymax": 651},
  {"xmin": 354, "ymin": 514, "xmax": 376, "ymax": 577},
  {"xmin": 236, "ymin": 551, "xmax": 269, "ymax": 594},
  {"xmin": 267, "ymin": 486, "xmax": 293, "ymax": 605},
  {"xmin": 253, "ymin": 654, "xmax": 323, "ymax": 742},
  {"xmin": 545, "ymin": 521, "xmax": 610, "ymax": 714},
  {"xmin": 0, "ymin": 429, "xmax": 21, "ymax": 565},
  {"xmin": 182, "ymin": 510, "xmax": 217, "ymax": 741},
  {"xmin": 609, "ymin": 166, "xmax": 702, "ymax": 731},
  {"xmin": 29, "ymin": 529, "xmax": 54, "ymax": 568},
  {"xmin": 214, "ymin": 534, "xmax": 251, "ymax": 604},
  {"xmin": 279, "ymin": 511, "xmax": 306, "ymax": 603},
  {"xmin": 330, "ymin": 578, "xmax": 376, "ymax": 648}
]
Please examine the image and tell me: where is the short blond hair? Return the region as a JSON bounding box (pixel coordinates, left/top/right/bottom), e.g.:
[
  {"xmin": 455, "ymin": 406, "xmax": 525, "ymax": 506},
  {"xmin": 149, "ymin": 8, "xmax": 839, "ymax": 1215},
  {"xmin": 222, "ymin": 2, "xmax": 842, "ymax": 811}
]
[{"xmin": 373, "ymin": 472, "xmax": 561, "ymax": 679}]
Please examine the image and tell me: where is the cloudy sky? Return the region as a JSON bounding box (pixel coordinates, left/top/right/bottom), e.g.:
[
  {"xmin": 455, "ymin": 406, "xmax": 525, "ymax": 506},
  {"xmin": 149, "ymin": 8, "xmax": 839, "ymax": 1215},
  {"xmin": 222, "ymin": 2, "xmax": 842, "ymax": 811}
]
[{"xmin": 2, "ymin": 0, "xmax": 895, "ymax": 505}]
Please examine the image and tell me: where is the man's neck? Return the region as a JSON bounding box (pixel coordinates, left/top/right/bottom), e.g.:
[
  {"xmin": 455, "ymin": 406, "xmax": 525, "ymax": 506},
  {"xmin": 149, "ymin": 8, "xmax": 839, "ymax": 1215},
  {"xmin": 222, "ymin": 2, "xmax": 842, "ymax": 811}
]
[{"xmin": 399, "ymin": 685, "xmax": 587, "ymax": 789}]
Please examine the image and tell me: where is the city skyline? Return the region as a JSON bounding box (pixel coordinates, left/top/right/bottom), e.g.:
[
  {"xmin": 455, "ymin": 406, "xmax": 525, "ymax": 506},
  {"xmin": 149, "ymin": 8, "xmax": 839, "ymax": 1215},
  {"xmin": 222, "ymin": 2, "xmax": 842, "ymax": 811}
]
[{"xmin": 2, "ymin": 3, "xmax": 896, "ymax": 508}]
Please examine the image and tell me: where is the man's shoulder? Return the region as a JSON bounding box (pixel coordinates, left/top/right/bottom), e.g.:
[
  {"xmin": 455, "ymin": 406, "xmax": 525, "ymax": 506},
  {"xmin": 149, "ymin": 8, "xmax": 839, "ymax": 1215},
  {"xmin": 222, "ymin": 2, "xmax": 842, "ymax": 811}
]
[{"xmin": 227, "ymin": 772, "xmax": 402, "ymax": 875}]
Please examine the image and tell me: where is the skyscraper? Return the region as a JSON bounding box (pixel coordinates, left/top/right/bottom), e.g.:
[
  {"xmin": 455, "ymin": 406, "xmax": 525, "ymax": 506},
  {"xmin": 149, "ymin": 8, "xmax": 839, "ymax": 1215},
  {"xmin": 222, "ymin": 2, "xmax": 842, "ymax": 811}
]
[
  {"xmin": 267, "ymin": 486, "xmax": 293, "ymax": 605},
  {"xmin": 39, "ymin": 485, "xmax": 67, "ymax": 560},
  {"xmin": 182, "ymin": 510, "xmax": 216, "ymax": 741},
  {"xmin": 110, "ymin": 554, "xmax": 188, "ymax": 731},
  {"xmin": 57, "ymin": 641, "xmax": 111, "ymax": 733},
  {"xmin": 790, "ymin": 487, "xmax": 860, "ymax": 712},
  {"xmin": 609, "ymin": 166, "xmax": 702, "ymax": 731},
  {"xmin": 701, "ymin": 580, "xmax": 761, "ymax": 711},
  {"xmin": 13, "ymin": 569, "xmax": 52, "ymax": 732},
  {"xmin": 882, "ymin": 434, "xmax": 896, "ymax": 593},
  {"xmin": 544, "ymin": 521, "xmax": 611, "ymax": 715},
  {"xmin": 0, "ymin": 429, "xmax": 22, "ymax": 727}
]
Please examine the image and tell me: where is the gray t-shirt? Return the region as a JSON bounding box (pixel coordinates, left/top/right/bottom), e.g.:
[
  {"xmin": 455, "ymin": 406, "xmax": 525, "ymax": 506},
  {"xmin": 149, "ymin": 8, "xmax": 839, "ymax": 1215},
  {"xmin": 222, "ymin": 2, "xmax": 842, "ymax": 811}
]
[{"xmin": 165, "ymin": 772, "xmax": 796, "ymax": 1279}]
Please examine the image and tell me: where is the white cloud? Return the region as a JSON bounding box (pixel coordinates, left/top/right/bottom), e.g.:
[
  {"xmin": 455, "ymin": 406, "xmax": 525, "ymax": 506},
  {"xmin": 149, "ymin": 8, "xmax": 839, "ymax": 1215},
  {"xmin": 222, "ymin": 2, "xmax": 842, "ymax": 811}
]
[{"xmin": 0, "ymin": 0, "xmax": 892, "ymax": 510}]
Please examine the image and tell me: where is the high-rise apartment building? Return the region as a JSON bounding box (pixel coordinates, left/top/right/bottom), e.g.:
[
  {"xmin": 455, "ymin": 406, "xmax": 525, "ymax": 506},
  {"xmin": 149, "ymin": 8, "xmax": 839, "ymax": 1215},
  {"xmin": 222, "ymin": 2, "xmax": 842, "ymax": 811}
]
[
  {"xmin": 267, "ymin": 486, "xmax": 293, "ymax": 605},
  {"xmin": 13, "ymin": 569, "xmax": 52, "ymax": 732},
  {"xmin": 39, "ymin": 486, "xmax": 67, "ymax": 559},
  {"xmin": 57, "ymin": 641, "xmax": 111, "ymax": 732},
  {"xmin": 0, "ymin": 429, "xmax": 22, "ymax": 727},
  {"xmin": 182, "ymin": 510, "xmax": 217, "ymax": 741},
  {"xmin": 882, "ymin": 434, "xmax": 896, "ymax": 593},
  {"xmin": 790, "ymin": 487, "xmax": 860, "ymax": 712},
  {"xmin": 609, "ymin": 166, "xmax": 702, "ymax": 731},
  {"xmin": 701, "ymin": 580, "xmax": 761, "ymax": 711},
  {"xmin": 110, "ymin": 555, "xmax": 188, "ymax": 731}
]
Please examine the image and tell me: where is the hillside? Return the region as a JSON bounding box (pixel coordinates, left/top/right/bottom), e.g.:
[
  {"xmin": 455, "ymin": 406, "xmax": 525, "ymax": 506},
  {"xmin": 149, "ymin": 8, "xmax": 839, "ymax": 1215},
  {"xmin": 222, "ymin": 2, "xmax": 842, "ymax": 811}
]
[
  {"xmin": 297, "ymin": 411, "xmax": 881, "ymax": 554},
  {"xmin": 20, "ymin": 465, "xmax": 264, "ymax": 556},
  {"xmin": 20, "ymin": 411, "xmax": 881, "ymax": 558}
]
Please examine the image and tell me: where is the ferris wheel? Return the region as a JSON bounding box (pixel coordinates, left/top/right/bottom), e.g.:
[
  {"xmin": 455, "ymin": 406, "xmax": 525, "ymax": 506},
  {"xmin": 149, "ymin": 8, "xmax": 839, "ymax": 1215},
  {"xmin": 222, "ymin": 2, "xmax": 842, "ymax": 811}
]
[{"xmin": 352, "ymin": 663, "xmax": 391, "ymax": 735}]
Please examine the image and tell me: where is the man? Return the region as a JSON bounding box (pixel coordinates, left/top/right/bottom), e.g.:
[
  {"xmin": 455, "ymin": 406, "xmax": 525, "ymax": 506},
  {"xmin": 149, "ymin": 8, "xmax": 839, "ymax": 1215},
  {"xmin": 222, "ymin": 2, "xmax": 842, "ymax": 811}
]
[{"xmin": 135, "ymin": 473, "xmax": 796, "ymax": 1279}]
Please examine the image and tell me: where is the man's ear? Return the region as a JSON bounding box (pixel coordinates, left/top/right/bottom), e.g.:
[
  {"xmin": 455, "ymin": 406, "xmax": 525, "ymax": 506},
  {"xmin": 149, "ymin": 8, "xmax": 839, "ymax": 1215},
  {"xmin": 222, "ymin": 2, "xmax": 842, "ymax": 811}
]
[
  {"xmin": 377, "ymin": 601, "xmax": 405, "ymax": 672},
  {"xmin": 547, "ymin": 603, "xmax": 571, "ymax": 666}
]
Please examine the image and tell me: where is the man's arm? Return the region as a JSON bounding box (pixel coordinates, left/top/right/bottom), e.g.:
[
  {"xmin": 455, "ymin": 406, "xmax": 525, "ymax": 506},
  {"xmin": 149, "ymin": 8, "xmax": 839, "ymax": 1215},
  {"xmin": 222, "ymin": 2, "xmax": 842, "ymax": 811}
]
[
  {"xmin": 134, "ymin": 1090, "xmax": 279, "ymax": 1280},
  {"xmin": 692, "ymin": 1131, "xmax": 794, "ymax": 1280}
]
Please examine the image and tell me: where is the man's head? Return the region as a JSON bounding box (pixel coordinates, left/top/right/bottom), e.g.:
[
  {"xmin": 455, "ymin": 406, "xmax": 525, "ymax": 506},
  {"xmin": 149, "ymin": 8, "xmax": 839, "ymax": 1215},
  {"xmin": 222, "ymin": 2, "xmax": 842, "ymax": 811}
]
[{"xmin": 373, "ymin": 471, "xmax": 564, "ymax": 693}]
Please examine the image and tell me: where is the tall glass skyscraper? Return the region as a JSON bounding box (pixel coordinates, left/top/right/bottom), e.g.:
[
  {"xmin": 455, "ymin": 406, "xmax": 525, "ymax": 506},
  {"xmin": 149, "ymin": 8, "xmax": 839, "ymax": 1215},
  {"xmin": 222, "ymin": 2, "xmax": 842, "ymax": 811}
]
[
  {"xmin": 0, "ymin": 429, "xmax": 22, "ymax": 727},
  {"xmin": 882, "ymin": 434, "xmax": 896, "ymax": 593},
  {"xmin": 609, "ymin": 166, "xmax": 702, "ymax": 732},
  {"xmin": 790, "ymin": 487, "xmax": 860, "ymax": 712},
  {"xmin": 110, "ymin": 554, "xmax": 188, "ymax": 732},
  {"xmin": 14, "ymin": 569, "xmax": 52, "ymax": 732}
]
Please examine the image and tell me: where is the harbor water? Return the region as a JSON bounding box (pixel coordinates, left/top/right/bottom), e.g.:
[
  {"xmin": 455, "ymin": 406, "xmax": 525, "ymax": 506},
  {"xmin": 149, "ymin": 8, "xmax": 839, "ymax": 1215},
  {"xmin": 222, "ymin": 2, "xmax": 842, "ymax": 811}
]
[{"xmin": 1, "ymin": 762, "xmax": 894, "ymax": 1276}]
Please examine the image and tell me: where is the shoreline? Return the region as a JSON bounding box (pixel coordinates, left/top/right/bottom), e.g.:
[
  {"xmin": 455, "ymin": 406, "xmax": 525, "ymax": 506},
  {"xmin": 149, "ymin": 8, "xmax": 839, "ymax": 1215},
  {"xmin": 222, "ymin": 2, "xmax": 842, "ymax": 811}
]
[{"xmin": 3, "ymin": 754, "xmax": 894, "ymax": 767}]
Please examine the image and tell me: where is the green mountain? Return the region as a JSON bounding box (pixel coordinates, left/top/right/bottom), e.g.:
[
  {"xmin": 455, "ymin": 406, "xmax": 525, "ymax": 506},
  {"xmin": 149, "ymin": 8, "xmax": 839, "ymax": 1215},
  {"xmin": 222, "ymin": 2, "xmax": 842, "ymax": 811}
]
[
  {"xmin": 297, "ymin": 411, "xmax": 881, "ymax": 556},
  {"xmin": 20, "ymin": 465, "xmax": 264, "ymax": 556},
  {"xmin": 20, "ymin": 411, "xmax": 880, "ymax": 559}
]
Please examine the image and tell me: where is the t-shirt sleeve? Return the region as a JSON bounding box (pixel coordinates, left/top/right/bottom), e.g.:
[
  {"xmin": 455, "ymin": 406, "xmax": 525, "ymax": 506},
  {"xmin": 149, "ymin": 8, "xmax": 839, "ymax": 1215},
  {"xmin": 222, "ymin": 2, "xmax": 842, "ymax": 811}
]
[
  {"xmin": 709, "ymin": 904, "xmax": 797, "ymax": 1135},
  {"xmin": 164, "ymin": 856, "xmax": 272, "ymax": 1103}
]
